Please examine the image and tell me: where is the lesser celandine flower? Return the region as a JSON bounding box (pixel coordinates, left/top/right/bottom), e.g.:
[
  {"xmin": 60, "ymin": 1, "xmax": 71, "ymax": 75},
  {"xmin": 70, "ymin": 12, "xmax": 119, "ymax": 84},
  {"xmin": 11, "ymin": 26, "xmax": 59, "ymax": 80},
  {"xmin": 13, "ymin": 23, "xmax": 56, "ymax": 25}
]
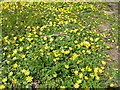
[
  {"xmin": 110, "ymin": 83, "xmax": 114, "ymax": 87},
  {"xmin": 0, "ymin": 85, "xmax": 5, "ymax": 89},
  {"xmin": 49, "ymin": 38, "xmax": 54, "ymax": 42},
  {"xmin": 6, "ymin": 61, "xmax": 10, "ymax": 64},
  {"xmin": 73, "ymin": 83, "xmax": 79, "ymax": 88},
  {"xmin": 21, "ymin": 69, "xmax": 25, "ymax": 73},
  {"xmin": 95, "ymin": 76, "xmax": 100, "ymax": 80},
  {"xmin": 24, "ymin": 70, "xmax": 30, "ymax": 75},
  {"xmin": 83, "ymin": 41, "xmax": 90, "ymax": 48},
  {"xmin": 7, "ymin": 55, "xmax": 11, "ymax": 58},
  {"xmin": 53, "ymin": 74, "xmax": 57, "ymax": 77},
  {"xmin": 21, "ymin": 54, "xmax": 25, "ymax": 58},
  {"xmin": 43, "ymin": 37, "xmax": 47, "ymax": 40},
  {"xmin": 13, "ymin": 64, "xmax": 18, "ymax": 68},
  {"xmin": 19, "ymin": 47, "xmax": 23, "ymax": 51},
  {"xmin": 89, "ymin": 73, "xmax": 94, "ymax": 77},
  {"xmin": 77, "ymin": 79, "xmax": 82, "ymax": 84},
  {"xmin": 101, "ymin": 67, "xmax": 105, "ymax": 69},
  {"xmin": 47, "ymin": 52, "xmax": 50, "ymax": 55},
  {"xmin": 60, "ymin": 86, "xmax": 66, "ymax": 89},
  {"xmin": 3, "ymin": 53, "xmax": 5, "ymax": 56},
  {"xmin": 13, "ymin": 37, "xmax": 17, "ymax": 40},
  {"xmin": 12, "ymin": 79, "xmax": 17, "ymax": 84},
  {"xmin": 94, "ymin": 68, "xmax": 99, "ymax": 73},
  {"xmin": 109, "ymin": 76, "xmax": 113, "ymax": 79},
  {"xmin": 84, "ymin": 76, "xmax": 88, "ymax": 80},
  {"xmin": 79, "ymin": 73, "xmax": 83, "ymax": 78},
  {"xmin": 64, "ymin": 50, "xmax": 70, "ymax": 54},
  {"xmin": 69, "ymin": 47, "xmax": 72, "ymax": 50},
  {"xmin": 74, "ymin": 71, "xmax": 79, "ymax": 75},
  {"xmin": 64, "ymin": 65, "xmax": 69, "ymax": 69},
  {"xmin": 101, "ymin": 61, "xmax": 106, "ymax": 65},
  {"xmin": 86, "ymin": 50, "xmax": 91, "ymax": 54},
  {"xmin": 26, "ymin": 76, "xmax": 33, "ymax": 82},
  {"xmin": 12, "ymin": 57, "xmax": 17, "ymax": 60},
  {"xmin": 2, "ymin": 78, "xmax": 7, "ymax": 83},
  {"xmin": 99, "ymin": 69, "xmax": 104, "ymax": 73},
  {"xmin": 4, "ymin": 47, "xmax": 7, "ymax": 50},
  {"xmin": 94, "ymin": 38, "xmax": 99, "ymax": 42},
  {"xmin": 74, "ymin": 40, "xmax": 78, "ymax": 43},
  {"xmin": 81, "ymin": 68, "xmax": 85, "ymax": 72},
  {"xmin": 90, "ymin": 37, "xmax": 94, "ymax": 41},
  {"xmin": 8, "ymin": 72, "xmax": 13, "ymax": 76}
]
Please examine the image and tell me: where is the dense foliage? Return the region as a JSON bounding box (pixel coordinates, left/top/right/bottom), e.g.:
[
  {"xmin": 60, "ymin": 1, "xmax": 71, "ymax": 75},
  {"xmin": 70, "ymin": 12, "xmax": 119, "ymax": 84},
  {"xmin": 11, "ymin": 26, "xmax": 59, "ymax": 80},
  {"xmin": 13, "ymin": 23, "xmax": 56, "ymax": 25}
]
[{"xmin": 1, "ymin": 2, "xmax": 119, "ymax": 89}]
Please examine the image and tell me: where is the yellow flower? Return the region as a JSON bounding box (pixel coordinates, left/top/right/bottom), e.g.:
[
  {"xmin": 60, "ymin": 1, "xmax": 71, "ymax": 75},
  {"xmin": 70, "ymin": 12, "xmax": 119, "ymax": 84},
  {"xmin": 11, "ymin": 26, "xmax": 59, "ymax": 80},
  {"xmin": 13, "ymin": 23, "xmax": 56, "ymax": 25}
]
[
  {"xmin": 81, "ymin": 68, "xmax": 85, "ymax": 72},
  {"xmin": 101, "ymin": 67, "xmax": 105, "ymax": 69},
  {"xmin": 84, "ymin": 76, "xmax": 88, "ymax": 80},
  {"xmin": 74, "ymin": 40, "xmax": 78, "ymax": 43},
  {"xmin": 83, "ymin": 41, "xmax": 91, "ymax": 48},
  {"xmin": 94, "ymin": 68, "xmax": 99, "ymax": 73},
  {"xmin": 101, "ymin": 61, "xmax": 106, "ymax": 65},
  {"xmin": 7, "ymin": 55, "xmax": 11, "ymax": 58},
  {"xmin": 27, "ymin": 38, "xmax": 33, "ymax": 42},
  {"xmin": 21, "ymin": 69, "xmax": 26, "ymax": 73},
  {"xmin": 13, "ymin": 49, "xmax": 17, "ymax": 54},
  {"xmin": 19, "ymin": 47, "xmax": 23, "ymax": 51},
  {"xmin": 71, "ymin": 53, "xmax": 80, "ymax": 60},
  {"xmin": 39, "ymin": 49, "xmax": 44, "ymax": 52},
  {"xmin": 60, "ymin": 86, "xmax": 66, "ymax": 89},
  {"xmin": 3, "ymin": 53, "xmax": 5, "ymax": 56},
  {"xmin": 90, "ymin": 37, "xmax": 94, "ymax": 41},
  {"xmin": 4, "ymin": 36, "xmax": 8, "ymax": 40},
  {"xmin": 53, "ymin": 74, "xmax": 57, "ymax": 77},
  {"xmin": 109, "ymin": 76, "xmax": 113, "ymax": 79},
  {"xmin": 12, "ymin": 79, "xmax": 17, "ymax": 84},
  {"xmin": 87, "ymin": 68, "xmax": 92, "ymax": 72},
  {"xmin": 13, "ymin": 64, "xmax": 18, "ymax": 68},
  {"xmin": 79, "ymin": 73, "xmax": 83, "ymax": 78},
  {"xmin": 2, "ymin": 78, "xmax": 7, "ymax": 83},
  {"xmin": 89, "ymin": 73, "xmax": 94, "ymax": 77},
  {"xmin": 6, "ymin": 61, "xmax": 10, "ymax": 64},
  {"xmin": 12, "ymin": 57, "xmax": 17, "ymax": 60},
  {"xmin": 24, "ymin": 70, "xmax": 30, "ymax": 75},
  {"xmin": 8, "ymin": 72, "xmax": 13, "ymax": 76},
  {"xmin": 13, "ymin": 37, "xmax": 17, "ymax": 40},
  {"xmin": 4, "ymin": 47, "xmax": 7, "ymax": 50},
  {"xmin": 64, "ymin": 46, "xmax": 68, "ymax": 48},
  {"xmin": 77, "ymin": 79, "xmax": 82, "ymax": 84},
  {"xmin": 94, "ymin": 38, "xmax": 99, "ymax": 42},
  {"xmin": 73, "ymin": 83, "xmax": 79, "ymax": 88},
  {"xmin": 64, "ymin": 50, "xmax": 70, "ymax": 54},
  {"xmin": 69, "ymin": 47, "xmax": 73, "ymax": 50},
  {"xmin": 43, "ymin": 37, "xmax": 47, "ymax": 40},
  {"xmin": 21, "ymin": 54, "xmax": 25, "ymax": 58},
  {"xmin": 61, "ymin": 50, "xmax": 65, "ymax": 53},
  {"xmin": 95, "ymin": 76, "xmax": 100, "ymax": 80},
  {"xmin": 77, "ymin": 44, "xmax": 81, "ymax": 48},
  {"xmin": 49, "ymin": 38, "xmax": 54, "ymax": 42},
  {"xmin": 53, "ymin": 58, "xmax": 57, "ymax": 62},
  {"xmin": 64, "ymin": 65, "xmax": 69, "ymax": 69},
  {"xmin": 47, "ymin": 53, "xmax": 51, "ymax": 55},
  {"xmin": 26, "ymin": 45, "xmax": 32, "ymax": 49},
  {"xmin": 0, "ymin": 85, "xmax": 5, "ymax": 89},
  {"xmin": 74, "ymin": 71, "xmax": 79, "ymax": 75},
  {"xmin": 86, "ymin": 50, "xmax": 91, "ymax": 54},
  {"xmin": 77, "ymin": 60, "xmax": 82, "ymax": 64},
  {"xmin": 106, "ymin": 46, "xmax": 110, "ymax": 49},
  {"xmin": 110, "ymin": 83, "xmax": 114, "ymax": 87},
  {"xmin": 99, "ymin": 69, "xmax": 104, "ymax": 73},
  {"xmin": 26, "ymin": 76, "xmax": 33, "ymax": 82}
]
